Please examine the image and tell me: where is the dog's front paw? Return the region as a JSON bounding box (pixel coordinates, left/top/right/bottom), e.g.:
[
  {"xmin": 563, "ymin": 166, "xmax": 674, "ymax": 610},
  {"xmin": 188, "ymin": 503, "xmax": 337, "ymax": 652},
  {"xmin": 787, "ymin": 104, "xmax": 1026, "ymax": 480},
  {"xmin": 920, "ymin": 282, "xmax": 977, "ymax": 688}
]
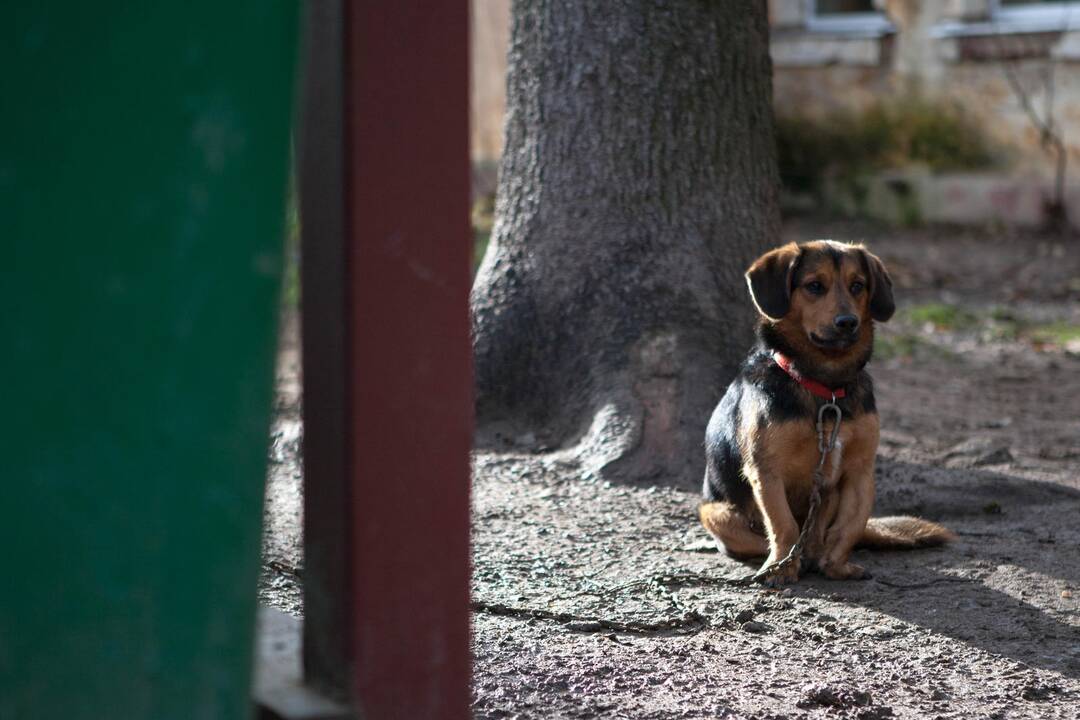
[
  {"xmin": 821, "ymin": 561, "xmax": 871, "ymax": 581},
  {"xmin": 756, "ymin": 559, "xmax": 800, "ymax": 587}
]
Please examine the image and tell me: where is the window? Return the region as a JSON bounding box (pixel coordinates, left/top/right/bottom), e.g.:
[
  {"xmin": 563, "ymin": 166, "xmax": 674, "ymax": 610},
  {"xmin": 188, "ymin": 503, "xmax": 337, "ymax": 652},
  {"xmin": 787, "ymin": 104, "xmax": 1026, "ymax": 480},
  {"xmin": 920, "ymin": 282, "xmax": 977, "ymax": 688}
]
[
  {"xmin": 817, "ymin": 0, "xmax": 875, "ymax": 11},
  {"xmin": 993, "ymin": 0, "xmax": 1080, "ymax": 31},
  {"xmin": 931, "ymin": 0, "xmax": 1080, "ymax": 37},
  {"xmin": 806, "ymin": 0, "xmax": 893, "ymax": 35}
]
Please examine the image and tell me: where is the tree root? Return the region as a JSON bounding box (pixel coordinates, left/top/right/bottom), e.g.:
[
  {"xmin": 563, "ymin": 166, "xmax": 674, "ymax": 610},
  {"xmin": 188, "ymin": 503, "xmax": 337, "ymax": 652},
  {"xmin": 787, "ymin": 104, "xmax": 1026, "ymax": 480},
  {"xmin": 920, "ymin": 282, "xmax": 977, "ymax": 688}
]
[
  {"xmin": 473, "ymin": 571, "xmax": 971, "ymax": 637},
  {"xmin": 472, "ymin": 571, "xmax": 762, "ymax": 636},
  {"xmin": 470, "ymin": 599, "xmax": 709, "ymax": 636},
  {"xmin": 594, "ymin": 571, "xmax": 757, "ymax": 596},
  {"xmin": 871, "ymin": 576, "xmax": 972, "ymax": 589}
]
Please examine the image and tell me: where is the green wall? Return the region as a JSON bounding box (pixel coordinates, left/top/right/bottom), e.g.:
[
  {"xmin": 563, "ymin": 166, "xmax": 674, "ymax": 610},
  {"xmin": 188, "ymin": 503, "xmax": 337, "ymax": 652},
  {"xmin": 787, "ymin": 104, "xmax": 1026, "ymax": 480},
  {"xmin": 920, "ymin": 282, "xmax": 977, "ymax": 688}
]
[{"xmin": 1, "ymin": 4, "xmax": 299, "ymax": 718}]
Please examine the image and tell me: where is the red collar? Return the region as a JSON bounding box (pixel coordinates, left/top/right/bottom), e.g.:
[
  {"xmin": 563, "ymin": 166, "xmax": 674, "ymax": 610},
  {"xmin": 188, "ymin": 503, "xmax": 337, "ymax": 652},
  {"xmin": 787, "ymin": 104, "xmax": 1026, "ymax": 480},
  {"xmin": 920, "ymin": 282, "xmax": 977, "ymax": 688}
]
[{"xmin": 772, "ymin": 352, "xmax": 846, "ymax": 401}]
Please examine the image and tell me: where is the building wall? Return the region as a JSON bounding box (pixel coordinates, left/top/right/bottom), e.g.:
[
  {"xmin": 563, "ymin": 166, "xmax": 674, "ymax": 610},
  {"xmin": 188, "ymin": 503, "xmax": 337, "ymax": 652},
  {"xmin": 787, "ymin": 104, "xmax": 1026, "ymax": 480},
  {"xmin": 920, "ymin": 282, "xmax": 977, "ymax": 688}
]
[
  {"xmin": 770, "ymin": 0, "xmax": 1080, "ymax": 176},
  {"xmin": 471, "ymin": 0, "xmax": 510, "ymax": 194},
  {"xmin": 470, "ymin": 1, "xmax": 1080, "ymax": 183}
]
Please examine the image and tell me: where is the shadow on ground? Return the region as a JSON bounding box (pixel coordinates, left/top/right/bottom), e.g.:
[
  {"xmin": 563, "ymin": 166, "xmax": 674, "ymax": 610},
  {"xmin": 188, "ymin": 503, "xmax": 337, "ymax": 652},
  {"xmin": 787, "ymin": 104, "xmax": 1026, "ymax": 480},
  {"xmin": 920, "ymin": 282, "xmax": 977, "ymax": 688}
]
[
  {"xmin": 468, "ymin": 449, "xmax": 1080, "ymax": 719},
  {"xmin": 777, "ymin": 459, "xmax": 1080, "ymax": 681}
]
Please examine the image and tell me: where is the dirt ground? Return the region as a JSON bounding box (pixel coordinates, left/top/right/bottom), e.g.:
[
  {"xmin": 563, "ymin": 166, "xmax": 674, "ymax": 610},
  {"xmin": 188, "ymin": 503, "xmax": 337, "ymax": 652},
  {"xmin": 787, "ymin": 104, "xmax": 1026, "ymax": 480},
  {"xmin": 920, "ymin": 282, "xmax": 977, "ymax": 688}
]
[{"xmin": 260, "ymin": 220, "xmax": 1080, "ymax": 719}]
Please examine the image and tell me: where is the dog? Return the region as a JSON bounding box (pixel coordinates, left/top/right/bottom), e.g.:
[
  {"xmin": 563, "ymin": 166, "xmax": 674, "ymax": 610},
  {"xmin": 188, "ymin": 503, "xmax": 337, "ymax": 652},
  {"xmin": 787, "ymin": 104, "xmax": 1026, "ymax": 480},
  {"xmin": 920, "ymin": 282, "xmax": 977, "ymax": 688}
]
[{"xmin": 699, "ymin": 240, "xmax": 954, "ymax": 586}]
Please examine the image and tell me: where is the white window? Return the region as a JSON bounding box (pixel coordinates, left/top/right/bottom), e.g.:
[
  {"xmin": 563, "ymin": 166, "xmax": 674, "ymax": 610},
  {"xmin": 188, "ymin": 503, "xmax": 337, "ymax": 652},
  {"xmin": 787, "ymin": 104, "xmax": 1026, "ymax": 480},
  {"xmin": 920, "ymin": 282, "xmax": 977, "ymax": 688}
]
[
  {"xmin": 929, "ymin": 0, "xmax": 1080, "ymax": 37},
  {"xmin": 805, "ymin": 0, "xmax": 893, "ymax": 35},
  {"xmin": 993, "ymin": 0, "xmax": 1080, "ymax": 31}
]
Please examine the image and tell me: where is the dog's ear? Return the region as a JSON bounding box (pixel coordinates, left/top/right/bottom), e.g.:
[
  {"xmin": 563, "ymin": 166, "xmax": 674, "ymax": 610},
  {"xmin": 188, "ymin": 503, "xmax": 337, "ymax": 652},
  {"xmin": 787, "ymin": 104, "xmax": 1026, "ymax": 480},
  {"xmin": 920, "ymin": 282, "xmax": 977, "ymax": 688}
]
[
  {"xmin": 860, "ymin": 248, "xmax": 895, "ymax": 322},
  {"xmin": 745, "ymin": 243, "xmax": 801, "ymax": 321}
]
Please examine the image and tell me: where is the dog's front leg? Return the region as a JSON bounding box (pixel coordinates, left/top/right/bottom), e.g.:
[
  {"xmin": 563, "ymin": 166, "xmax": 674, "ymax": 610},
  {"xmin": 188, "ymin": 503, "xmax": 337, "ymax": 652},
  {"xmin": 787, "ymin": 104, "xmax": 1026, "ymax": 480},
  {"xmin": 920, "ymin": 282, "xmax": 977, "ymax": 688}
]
[
  {"xmin": 820, "ymin": 463, "xmax": 875, "ymax": 580},
  {"xmin": 748, "ymin": 467, "xmax": 801, "ymax": 586},
  {"xmin": 803, "ymin": 487, "xmax": 840, "ymax": 570}
]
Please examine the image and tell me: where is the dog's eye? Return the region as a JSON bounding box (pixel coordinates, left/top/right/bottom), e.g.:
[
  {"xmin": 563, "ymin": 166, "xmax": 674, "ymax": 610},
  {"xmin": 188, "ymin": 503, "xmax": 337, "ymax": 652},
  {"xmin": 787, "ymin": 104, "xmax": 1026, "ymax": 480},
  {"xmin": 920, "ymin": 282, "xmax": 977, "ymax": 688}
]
[
  {"xmin": 850, "ymin": 281, "xmax": 865, "ymax": 295},
  {"xmin": 805, "ymin": 281, "xmax": 825, "ymax": 295}
]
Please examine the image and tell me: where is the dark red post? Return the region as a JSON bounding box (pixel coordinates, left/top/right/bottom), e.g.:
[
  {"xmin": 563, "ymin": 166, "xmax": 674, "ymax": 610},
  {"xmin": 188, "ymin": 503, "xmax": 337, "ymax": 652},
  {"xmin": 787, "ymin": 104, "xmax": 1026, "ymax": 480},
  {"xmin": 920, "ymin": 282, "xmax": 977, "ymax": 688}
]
[{"xmin": 344, "ymin": 3, "xmax": 472, "ymax": 719}]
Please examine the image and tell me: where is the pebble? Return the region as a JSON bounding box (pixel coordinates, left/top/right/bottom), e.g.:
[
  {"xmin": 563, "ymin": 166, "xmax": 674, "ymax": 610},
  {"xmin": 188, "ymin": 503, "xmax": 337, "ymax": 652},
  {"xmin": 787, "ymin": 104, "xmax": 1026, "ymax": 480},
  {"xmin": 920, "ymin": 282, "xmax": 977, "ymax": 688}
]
[
  {"xmin": 679, "ymin": 539, "xmax": 719, "ymax": 553},
  {"xmin": 1020, "ymin": 682, "xmax": 1058, "ymax": 701},
  {"xmin": 798, "ymin": 682, "xmax": 872, "ymax": 708},
  {"xmin": 741, "ymin": 620, "xmax": 770, "ymax": 634},
  {"xmin": 734, "ymin": 609, "xmax": 756, "ymax": 624}
]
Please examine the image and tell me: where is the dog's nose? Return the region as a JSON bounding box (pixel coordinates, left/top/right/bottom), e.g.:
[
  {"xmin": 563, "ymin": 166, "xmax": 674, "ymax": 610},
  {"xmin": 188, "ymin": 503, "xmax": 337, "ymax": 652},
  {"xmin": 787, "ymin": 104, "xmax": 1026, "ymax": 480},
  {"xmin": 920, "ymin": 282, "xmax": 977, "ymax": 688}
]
[{"xmin": 834, "ymin": 314, "xmax": 859, "ymax": 332}]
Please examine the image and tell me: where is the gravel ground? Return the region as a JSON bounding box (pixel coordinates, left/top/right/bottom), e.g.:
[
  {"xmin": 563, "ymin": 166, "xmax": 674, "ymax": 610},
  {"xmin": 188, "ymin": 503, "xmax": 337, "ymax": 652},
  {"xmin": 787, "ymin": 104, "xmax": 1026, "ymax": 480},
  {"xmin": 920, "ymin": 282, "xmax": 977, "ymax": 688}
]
[
  {"xmin": 468, "ymin": 443, "xmax": 1079, "ymax": 719},
  {"xmin": 261, "ymin": 222, "xmax": 1080, "ymax": 718}
]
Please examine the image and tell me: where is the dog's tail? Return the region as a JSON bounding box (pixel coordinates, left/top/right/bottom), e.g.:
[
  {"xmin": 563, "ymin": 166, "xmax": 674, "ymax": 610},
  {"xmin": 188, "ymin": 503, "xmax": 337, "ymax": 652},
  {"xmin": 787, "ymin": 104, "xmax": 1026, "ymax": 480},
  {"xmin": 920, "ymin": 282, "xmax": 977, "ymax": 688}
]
[{"xmin": 858, "ymin": 515, "xmax": 956, "ymax": 550}]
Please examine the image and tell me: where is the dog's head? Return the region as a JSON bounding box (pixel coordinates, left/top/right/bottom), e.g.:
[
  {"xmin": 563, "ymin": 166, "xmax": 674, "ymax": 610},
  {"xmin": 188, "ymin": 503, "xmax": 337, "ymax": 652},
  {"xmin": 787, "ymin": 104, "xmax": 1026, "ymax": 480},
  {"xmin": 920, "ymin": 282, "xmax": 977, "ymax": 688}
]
[{"xmin": 745, "ymin": 240, "xmax": 894, "ymax": 369}]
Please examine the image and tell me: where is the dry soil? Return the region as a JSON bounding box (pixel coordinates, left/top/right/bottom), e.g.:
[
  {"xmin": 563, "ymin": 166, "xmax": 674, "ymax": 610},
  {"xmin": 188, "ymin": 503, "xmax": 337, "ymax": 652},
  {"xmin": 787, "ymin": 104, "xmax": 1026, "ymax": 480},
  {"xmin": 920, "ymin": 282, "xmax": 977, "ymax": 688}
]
[{"xmin": 260, "ymin": 221, "xmax": 1080, "ymax": 719}]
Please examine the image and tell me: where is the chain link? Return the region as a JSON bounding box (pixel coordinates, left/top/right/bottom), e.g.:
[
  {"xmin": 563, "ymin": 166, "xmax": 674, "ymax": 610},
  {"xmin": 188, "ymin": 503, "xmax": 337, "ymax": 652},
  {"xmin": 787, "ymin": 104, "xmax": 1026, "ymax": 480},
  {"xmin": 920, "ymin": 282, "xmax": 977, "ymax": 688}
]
[{"xmin": 748, "ymin": 399, "xmax": 843, "ymax": 584}]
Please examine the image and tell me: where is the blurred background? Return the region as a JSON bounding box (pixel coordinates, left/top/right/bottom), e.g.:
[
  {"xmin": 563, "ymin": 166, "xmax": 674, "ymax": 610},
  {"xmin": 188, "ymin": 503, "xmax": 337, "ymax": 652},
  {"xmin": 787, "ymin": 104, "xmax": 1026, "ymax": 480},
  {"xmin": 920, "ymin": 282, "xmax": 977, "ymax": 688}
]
[
  {"xmin": 468, "ymin": 0, "xmax": 1080, "ymax": 364},
  {"xmin": 472, "ymin": 0, "xmax": 1080, "ymax": 231}
]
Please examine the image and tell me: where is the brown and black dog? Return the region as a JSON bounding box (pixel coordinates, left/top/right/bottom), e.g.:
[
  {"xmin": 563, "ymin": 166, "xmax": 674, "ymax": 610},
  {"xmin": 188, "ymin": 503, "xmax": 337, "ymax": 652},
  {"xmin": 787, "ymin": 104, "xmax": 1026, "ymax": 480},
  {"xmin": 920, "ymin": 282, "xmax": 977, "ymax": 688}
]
[{"xmin": 700, "ymin": 240, "xmax": 954, "ymax": 586}]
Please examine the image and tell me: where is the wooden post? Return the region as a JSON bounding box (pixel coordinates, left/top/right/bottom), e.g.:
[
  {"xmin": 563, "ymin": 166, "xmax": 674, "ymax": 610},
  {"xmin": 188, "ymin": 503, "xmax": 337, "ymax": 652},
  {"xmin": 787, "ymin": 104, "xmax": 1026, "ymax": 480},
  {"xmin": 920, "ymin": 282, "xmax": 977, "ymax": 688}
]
[
  {"xmin": 346, "ymin": 2, "xmax": 472, "ymax": 718},
  {"xmin": 298, "ymin": 0, "xmax": 352, "ymax": 700},
  {"xmin": 296, "ymin": 2, "xmax": 471, "ymax": 715}
]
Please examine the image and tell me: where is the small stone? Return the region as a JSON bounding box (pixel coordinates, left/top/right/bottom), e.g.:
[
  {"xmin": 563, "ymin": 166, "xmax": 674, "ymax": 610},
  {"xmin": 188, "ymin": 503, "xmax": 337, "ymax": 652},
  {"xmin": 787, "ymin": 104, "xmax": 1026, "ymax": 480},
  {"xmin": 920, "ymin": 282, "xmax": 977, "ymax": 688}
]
[
  {"xmin": 798, "ymin": 682, "xmax": 872, "ymax": 709},
  {"xmin": 1020, "ymin": 682, "xmax": 1057, "ymax": 701},
  {"xmin": 857, "ymin": 707, "xmax": 894, "ymax": 720},
  {"xmin": 679, "ymin": 538, "xmax": 719, "ymax": 553},
  {"xmin": 734, "ymin": 609, "xmax": 756, "ymax": 624},
  {"xmin": 741, "ymin": 620, "xmax": 770, "ymax": 634},
  {"xmin": 1061, "ymin": 590, "xmax": 1073, "ymax": 599},
  {"xmin": 974, "ymin": 447, "xmax": 1014, "ymax": 466}
]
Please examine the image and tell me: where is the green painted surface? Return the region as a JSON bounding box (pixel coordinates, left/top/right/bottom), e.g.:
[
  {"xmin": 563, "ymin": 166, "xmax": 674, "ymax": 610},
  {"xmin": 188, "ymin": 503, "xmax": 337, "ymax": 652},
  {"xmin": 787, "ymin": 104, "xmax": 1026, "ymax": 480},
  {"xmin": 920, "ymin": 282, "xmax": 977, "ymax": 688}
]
[{"xmin": 0, "ymin": 4, "xmax": 298, "ymax": 719}]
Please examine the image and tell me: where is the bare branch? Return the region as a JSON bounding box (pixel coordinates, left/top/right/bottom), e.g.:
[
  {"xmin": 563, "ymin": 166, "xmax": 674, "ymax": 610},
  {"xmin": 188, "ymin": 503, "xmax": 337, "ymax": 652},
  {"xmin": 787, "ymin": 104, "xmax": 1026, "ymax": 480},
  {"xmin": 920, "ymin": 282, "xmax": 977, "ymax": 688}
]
[{"xmin": 991, "ymin": 13, "xmax": 1070, "ymax": 230}]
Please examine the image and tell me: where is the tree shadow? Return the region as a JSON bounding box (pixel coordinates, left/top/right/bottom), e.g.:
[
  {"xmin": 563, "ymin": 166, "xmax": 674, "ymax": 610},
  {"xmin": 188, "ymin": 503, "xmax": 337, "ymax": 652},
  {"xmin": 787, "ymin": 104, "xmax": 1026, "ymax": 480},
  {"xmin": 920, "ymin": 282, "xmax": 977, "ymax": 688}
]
[{"xmin": 789, "ymin": 458, "xmax": 1080, "ymax": 679}]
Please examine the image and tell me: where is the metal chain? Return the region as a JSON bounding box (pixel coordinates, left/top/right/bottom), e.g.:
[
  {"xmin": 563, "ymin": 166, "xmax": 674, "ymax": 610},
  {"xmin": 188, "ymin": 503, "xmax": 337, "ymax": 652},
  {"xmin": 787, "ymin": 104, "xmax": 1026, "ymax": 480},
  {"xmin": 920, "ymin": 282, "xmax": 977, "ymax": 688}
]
[{"xmin": 748, "ymin": 397, "xmax": 843, "ymax": 584}]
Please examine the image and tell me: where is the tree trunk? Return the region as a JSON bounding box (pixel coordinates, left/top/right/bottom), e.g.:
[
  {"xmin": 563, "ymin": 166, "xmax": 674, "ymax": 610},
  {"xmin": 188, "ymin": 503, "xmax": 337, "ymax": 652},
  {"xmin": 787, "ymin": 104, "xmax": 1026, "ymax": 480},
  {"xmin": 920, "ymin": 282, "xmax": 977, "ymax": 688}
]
[{"xmin": 471, "ymin": 1, "xmax": 780, "ymax": 489}]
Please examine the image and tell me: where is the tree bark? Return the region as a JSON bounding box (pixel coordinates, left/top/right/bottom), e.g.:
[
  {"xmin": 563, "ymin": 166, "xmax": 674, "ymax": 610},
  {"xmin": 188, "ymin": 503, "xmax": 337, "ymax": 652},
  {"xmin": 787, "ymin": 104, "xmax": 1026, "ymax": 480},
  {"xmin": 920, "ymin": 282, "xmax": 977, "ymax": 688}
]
[{"xmin": 472, "ymin": 1, "xmax": 780, "ymax": 489}]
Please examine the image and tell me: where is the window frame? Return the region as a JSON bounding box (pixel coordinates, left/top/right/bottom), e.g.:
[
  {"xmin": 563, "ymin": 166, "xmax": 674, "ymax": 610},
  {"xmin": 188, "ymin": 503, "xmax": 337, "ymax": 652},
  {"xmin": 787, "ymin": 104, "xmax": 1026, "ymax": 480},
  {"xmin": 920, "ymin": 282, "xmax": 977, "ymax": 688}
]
[
  {"xmin": 994, "ymin": 0, "xmax": 1080, "ymax": 28},
  {"xmin": 803, "ymin": 0, "xmax": 894, "ymax": 35},
  {"xmin": 933, "ymin": 0, "xmax": 1080, "ymax": 37}
]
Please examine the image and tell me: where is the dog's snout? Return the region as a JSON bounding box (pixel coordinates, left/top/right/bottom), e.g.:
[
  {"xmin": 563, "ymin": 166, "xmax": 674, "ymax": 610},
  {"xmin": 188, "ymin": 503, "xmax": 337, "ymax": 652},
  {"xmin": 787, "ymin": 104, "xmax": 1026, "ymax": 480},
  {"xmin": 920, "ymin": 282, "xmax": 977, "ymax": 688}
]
[{"xmin": 834, "ymin": 314, "xmax": 859, "ymax": 332}]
